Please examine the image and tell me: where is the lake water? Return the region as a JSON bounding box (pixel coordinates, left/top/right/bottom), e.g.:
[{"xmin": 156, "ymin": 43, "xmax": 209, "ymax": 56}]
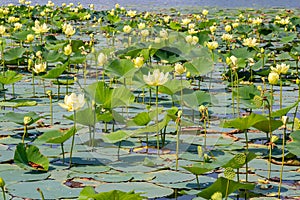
[{"xmin": 1, "ymin": 0, "xmax": 300, "ymax": 10}]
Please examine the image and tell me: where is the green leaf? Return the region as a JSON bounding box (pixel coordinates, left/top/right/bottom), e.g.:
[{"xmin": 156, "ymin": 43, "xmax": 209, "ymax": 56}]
[
  {"xmin": 0, "ymin": 111, "xmax": 41, "ymax": 125},
  {"xmin": 222, "ymin": 152, "xmax": 256, "ymax": 169},
  {"xmin": 286, "ymin": 131, "xmax": 300, "ymax": 156},
  {"xmin": 4, "ymin": 47, "xmax": 26, "ymax": 61},
  {"xmin": 130, "ymin": 112, "xmax": 151, "ymax": 126},
  {"xmin": 221, "ymin": 113, "xmax": 267, "ymax": 131},
  {"xmin": 280, "ymin": 33, "xmax": 297, "ymax": 43},
  {"xmin": 197, "ymin": 177, "xmax": 255, "ymax": 199},
  {"xmin": 271, "ymin": 101, "xmax": 299, "ymax": 118},
  {"xmin": 14, "ymin": 143, "xmax": 49, "ymax": 171},
  {"xmin": 106, "ymin": 59, "xmax": 136, "ymax": 79},
  {"xmin": 0, "ymin": 70, "xmax": 23, "ymax": 85},
  {"xmin": 182, "ymin": 163, "xmax": 215, "ymax": 175},
  {"xmin": 42, "ymin": 65, "xmax": 66, "ymax": 79},
  {"xmin": 252, "ymin": 119, "xmax": 283, "ymax": 133},
  {"xmin": 84, "ymin": 81, "xmax": 112, "ymax": 108},
  {"xmin": 111, "ymin": 86, "xmax": 134, "ymax": 108},
  {"xmin": 231, "ymin": 47, "xmax": 256, "ymax": 59},
  {"xmin": 0, "ymin": 99, "xmax": 37, "ymax": 107},
  {"xmin": 101, "ymin": 130, "xmax": 133, "ymax": 143},
  {"xmin": 79, "ymin": 186, "xmax": 144, "ymax": 200},
  {"xmin": 35, "ymin": 127, "xmax": 76, "ymax": 144},
  {"xmin": 159, "ymin": 79, "xmax": 191, "ymax": 95}
]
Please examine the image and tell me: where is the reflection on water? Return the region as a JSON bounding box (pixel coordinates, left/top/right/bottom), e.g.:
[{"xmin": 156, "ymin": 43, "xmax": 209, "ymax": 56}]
[{"xmin": 0, "ymin": 0, "xmax": 299, "ymax": 10}]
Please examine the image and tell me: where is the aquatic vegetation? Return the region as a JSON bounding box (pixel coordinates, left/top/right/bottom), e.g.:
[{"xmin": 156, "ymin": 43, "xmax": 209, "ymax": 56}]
[{"xmin": 0, "ymin": 1, "xmax": 298, "ymax": 199}]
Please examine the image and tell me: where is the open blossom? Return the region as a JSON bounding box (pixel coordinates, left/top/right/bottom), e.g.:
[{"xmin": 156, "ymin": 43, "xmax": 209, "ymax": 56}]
[
  {"xmin": 98, "ymin": 53, "xmax": 107, "ymax": 66},
  {"xmin": 202, "ymin": 9, "xmax": 209, "ymax": 16},
  {"xmin": 181, "ymin": 18, "xmax": 191, "ymax": 25},
  {"xmin": 123, "ymin": 25, "xmax": 132, "ymax": 33},
  {"xmin": 63, "ymin": 23, "xmax": 76, "ymax": 37},
  {"xmin": 138, "ymin": 22, "xmax": 146, "ymax": 30},
  {"xmin": 140, "ymin": 29, "xmax": 149, "ymax": 37},
  {"xmin": 174, "ymin": 63, "xmax": 186, "ymax": 75},
  {"xmin": 143, "ymin": 69, "xmax": 169, "ymax": 86},
  {"xmin": 160, "ymin": 29, "xmax": 168, "ymax": 40},
  {"xmin": 206, "ymin": 41, "xmax": 218, "ymax": 50},
  {"xmin": 58, "ymin": 93, "xmax": 85, "ymax": 112},
  {"xmin": 133, "ymin": 56, "xmax": 144, "ymax": 68},
  {"xmin": 243, "ymin": 38, "xmax": 258, "ymax": 47},
  {"xmin": 185, "ymin": 35, "xmax": 198, "ymax": 45},
  {"xmin": 268, "ymin": 71, "xmax": 279, "ymax": 85},
  {"xmin": 127, "ymin": 10, "xmax": 136, "ymax": 18},
  {"xmin": 221, "ymin": 33, "xmax": 233, "ymax": 41},
  {"xmin": 14, "ymin": 23, "xmax": 22, "ymax": 30},
  {"xmin": 270, "ymin": 63, "xmax": 289, "ymax": 75},
  {"xmin": 33, "ymin": 62, "xmax": 47, "ymax": 74},
  {"xmin": 209, "ymin": 25, "xmax": 217, "ymax": 33},
  {"xmin": 252, "ymin": 17, "xmax": 263, "ymax": 25},
  {"xmin": 32, "ymin": 21, "xmax": 49, "ymax": 34}
]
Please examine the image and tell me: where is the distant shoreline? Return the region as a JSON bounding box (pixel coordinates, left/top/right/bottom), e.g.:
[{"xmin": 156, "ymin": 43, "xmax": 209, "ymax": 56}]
[{"xmin": 0, "ymin": 0, "xmax": 300, "ymax": 10}]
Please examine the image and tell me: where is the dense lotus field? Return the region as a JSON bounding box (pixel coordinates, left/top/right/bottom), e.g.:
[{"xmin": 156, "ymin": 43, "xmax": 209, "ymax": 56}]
[{"xmin": 0, "ymin": 1, "xmax": 299, "ymax": 199}]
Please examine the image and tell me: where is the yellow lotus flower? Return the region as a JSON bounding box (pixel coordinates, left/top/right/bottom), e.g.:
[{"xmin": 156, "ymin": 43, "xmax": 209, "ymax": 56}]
[
  {"xmin": 14, "ymin": 22, "xmax": 22, "ymax": 31},
  {"xmin": 232, "ymin": 22, "xmax": 239, "ymax": 28},
  {"xmin": 159, "ymin": 29, "xmax": 168, "ymax": 40},
  {"xmin": 174, "ymin": 63, "xmax": 186, "ymax": 75},
  {"xmin": 163, "ymin": 16, "xmax": 170, "ymax": 23},
  {"xmin": 252, "ymin": 17, "xmax": 263, "ymax": 26},
  {"xmin": 26, "ymin": 34, "xmax": 34, "ymax": 43},
  {"xmin": 64, "ymin": 44, "xmax": 72, "ymax": 56},
  {"xmin": 143, "ymin": 69, "xmax": 169, "ymax": 86},
  {"xmin": 33, "ymin": 62, "xmax": 47, "ymax": 74},
  {"xmin": 140, "ymin": 29, "xmax": 149, "ymax": 37},
  {"xmin": 97, "ymin": 53, "xmax": 107, "ymax": 66},
  {"xmin": 202, "ymin": 9, "xmax": 209, "ymax": 16},
  {"xmin": 270, "ymin": 63, "xmax": 289, "ymax": 75},
  {"xmin": 211, "ymin": 191, "xmax": 222, "ymax": 200},
  {"xmin": 243, "ymin": 38, "xmax": 258, "ymax": 47},
  {"xmin": 206, "ymin": 41, "xmax": 218, "ymax": 50},
  {"xmin": 225, "ymin": 25, "xmax": 232, "ymax": 32},
  {"xmin": 32, "ymin": 21, "xmax": 49, "ymax": 34},
  {"xmin": 185, "ymin": 35, "xmax": 198, "ymax": 45},
  {"xmin": 63, "ymin": 23, "xmax": 76, "ymax": 37},
  {"xmin": 268, "ymin": 72, "xmax": 279, "ymax": 85},
  {"xmin": 138, "ymin": 23, "xmax": 146, "ymax": 30},
  {"xmin": 181, "ymin": 18, "xmax": 191, "ymax": 26},
  {"xmin": 58, "ymin": 93, "xmax": 85, "ymax": 112},
  {"xmin": 123, "ymin": 25, "xmax": 132, "ymax": 34},
  {"xmin": 133, "ymin": 56, "xmax": 144, "ymax": 68},
  {"xmin": 127, "ymin": 10, "xmax": 136, "ymax": 18},
  {"xmin": 221, "ymin": 33, "xmax": 233, "ymax": 41},
  {"xmin": 209, "ymin": 25, "xmax": 217, "ymax": 33},
  {"xmin": 0, "ymin": 25, "xmax": 6, "ymax": 35}
]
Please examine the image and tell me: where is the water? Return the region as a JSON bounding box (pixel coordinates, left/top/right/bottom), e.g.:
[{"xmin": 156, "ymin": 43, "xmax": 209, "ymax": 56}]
[{"xmin": 1, "ymin": 0, "xmax": 300, "ymax": 10}]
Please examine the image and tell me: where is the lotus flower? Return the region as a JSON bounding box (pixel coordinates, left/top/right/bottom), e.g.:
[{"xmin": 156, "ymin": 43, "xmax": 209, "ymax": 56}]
[
  {"xmin": 143, "ymin": 69, "xmax": 169, "ymax": 86},
  {"xmin": 58, "ymin": 93, "xmax": 85, "ymax": 112}
]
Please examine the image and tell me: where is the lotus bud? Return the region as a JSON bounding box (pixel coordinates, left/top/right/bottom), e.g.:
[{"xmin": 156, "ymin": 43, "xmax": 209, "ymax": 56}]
[
  {"xmin": 24, "ymin": 116, "xmax": 33, "ymax": 125},
  {"xmin": 97, "ymin": 53, "xmax": 107, "ymax": 66},
  {"xmin": 0, "ymin": 177, "xmax": 5, "ymax": 188},
  {"xmin": 26, "ymin": 34, "xmax": 34, "ymax": 42},
  {"xmin": 268, "ymin": 72, "xmax": 279, "ymax": 85},
  {"xmin": 174, "ymin": 63, "xmax": 186, "ymax": 75},
  {"xmin": 211, "ymin": 191, "xmax": 222, "ymax": 200},
  {"xmin": 64, "ymin": 44, "xmax": 72, "ymax": 56},
  {"xmin": 177, "ymin": 110, "xmax": 183, "ymax": 118},
  {"xmin": 271, "ymin": 135, "xmax": 279, "ymax": 143},
  {"xmin": 296, "ymin": 79, "xmax": 300, "ymax": 85}
]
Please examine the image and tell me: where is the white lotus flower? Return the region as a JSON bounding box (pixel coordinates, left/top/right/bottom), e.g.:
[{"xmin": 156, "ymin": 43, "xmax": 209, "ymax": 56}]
[
  {"xmin": 143, "ymin": 69, "xmax": 169, "ymax": 86},
  {"xmin": 58, "ymin": 93, "xmax": 85, "ymax": 112}
]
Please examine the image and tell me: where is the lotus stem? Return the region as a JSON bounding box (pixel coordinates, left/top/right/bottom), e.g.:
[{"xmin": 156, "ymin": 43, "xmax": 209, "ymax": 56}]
[
  {"xmin": 292, "ymin": 84, "xmax": 300, "ymax": 131},
  {"xmin": 47, "ymin": 90, "xmax": 53, "ymax": 126},
  {"xmin": 1, "ymin": 187, "xmax": 5, "ymax": 200},
  {"xmin": 156, "ymin": 85, "xmax": 160, "ymax": 154},
  {"xmin": 278, "ymin": 118, "xmax": 287, "ymax": 198},
  {"xmin": 235, "ymin": 71, "xmax": 240, "ymax": 116},
  {"xmin": 175, "ymin": 116, "xmax": 180, "ymax": 171},
  {"xmin": 280, "ymin": 76, "xmax": 283, "ymax": 109},
  {"xmin": 61, "ymin": 143, "xmax": 65, "ymax": 164},
  {"xmin": 196, "ymin": 175, "xmax": 200, "ymax": 189},
  {"xmin": 225, "ymin": 179, "xmax": 230, "ymax": 200},
  {"xmin": 69, "ymin": 110, "xmax": 76, "ymax": 168},
  {"xmin": 244, "ymin": 130, "xmax": 249, "ymax": 182},
  {"xmin": 32, "ymin": 71, "xmax": 35, "ymax": 96},
  {"xmin": 22, "ymin": 125, "xmax": 27, "ymax": 144}
]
